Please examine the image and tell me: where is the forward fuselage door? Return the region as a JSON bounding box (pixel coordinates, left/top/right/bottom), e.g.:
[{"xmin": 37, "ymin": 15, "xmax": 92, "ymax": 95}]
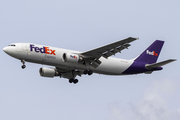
[
  {"xmin": 15, "ymin": 43, "xmax": 28, "ymax": 59},
  {"xmin": 21, "ymin": 43, "xmax": 28, "ymax": 58}
]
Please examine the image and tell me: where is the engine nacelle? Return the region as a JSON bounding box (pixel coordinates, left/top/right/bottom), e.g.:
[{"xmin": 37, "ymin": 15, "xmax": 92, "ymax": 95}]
[
  {"xmin": 39, "ymin": 67, "xmax": 56, "ymax": 78},
  {"xmin": 62, "ymin": 53, "xmax": 81, "ymax": 63}
]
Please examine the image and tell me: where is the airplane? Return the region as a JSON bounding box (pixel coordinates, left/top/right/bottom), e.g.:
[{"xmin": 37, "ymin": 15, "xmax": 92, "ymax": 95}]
[{"xmin": 3, "ymin": 37, "xmax": 176, "ymax": 84}]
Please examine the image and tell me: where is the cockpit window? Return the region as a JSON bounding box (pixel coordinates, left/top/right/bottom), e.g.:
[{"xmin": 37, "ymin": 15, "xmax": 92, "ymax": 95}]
[{"xmin": 8, "ymin": 44, "xmax": 16, "ymax": 47}]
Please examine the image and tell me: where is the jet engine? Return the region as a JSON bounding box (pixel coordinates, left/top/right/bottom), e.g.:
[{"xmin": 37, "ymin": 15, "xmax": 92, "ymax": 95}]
[
  {"xmin": 39, "ymin": 67, "xmax": 58, "ymax": 78},
  {"xmin": 62, "ymin": 53, "xmax": 82, "ymax": 63}
]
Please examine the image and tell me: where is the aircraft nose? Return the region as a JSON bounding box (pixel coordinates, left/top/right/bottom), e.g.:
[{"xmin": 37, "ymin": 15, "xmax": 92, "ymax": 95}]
[
  {"xmin": 3, "ymin": 46, "xmax": 13, "ymax": 55},
  {"xmin": 3, "ymin": 47, "xmax": 8, "ymax": 53}
]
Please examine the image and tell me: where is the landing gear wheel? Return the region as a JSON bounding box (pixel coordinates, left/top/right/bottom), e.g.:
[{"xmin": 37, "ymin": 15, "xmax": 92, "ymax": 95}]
[
  {"xmin": 22, "ymin": 65, "xmax": 26, "ymax": 69},
  {"xmin": 69, "ymin": 79, "xmax": 73, "ymax": 83},
  {"xmin": 84, "ymin": 69, "xmax": 93, "ymax": 75},
  {"xmin": 83, "ymin": 70, "xmax": 89, "ymax": 75},
  {"xmin": 88, "ymin": 70, "xmax": 93, "ymax": 75},
  {"xmin": 69, "ymin": 79, "xmax": 78, "ymax": 84},
  {"xmin": 73, "ymin": 79, "xmax": 78, "ymax": 84}
]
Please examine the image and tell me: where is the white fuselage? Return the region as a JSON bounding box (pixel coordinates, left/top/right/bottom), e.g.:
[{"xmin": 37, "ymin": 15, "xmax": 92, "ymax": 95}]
[{"xmin": 4, "ymin": 43, "xmax": 134, "ymax": 75}]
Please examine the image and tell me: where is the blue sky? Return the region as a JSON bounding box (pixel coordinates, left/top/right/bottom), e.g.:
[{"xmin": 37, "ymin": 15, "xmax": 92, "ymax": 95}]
[{"xmin": 0, "ymin": 0, "xmax": 180, "ymax": 120}]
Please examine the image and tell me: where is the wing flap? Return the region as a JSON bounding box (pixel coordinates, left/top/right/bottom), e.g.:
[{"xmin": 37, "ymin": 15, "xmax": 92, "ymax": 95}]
[{"xmin": 102, "ymin": 43, "xmax": 131, "ymax": 58}]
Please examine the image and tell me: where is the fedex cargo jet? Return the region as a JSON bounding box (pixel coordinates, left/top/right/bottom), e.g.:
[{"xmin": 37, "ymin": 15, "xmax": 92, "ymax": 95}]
[{"xmin": 3, "ymin": 37, "xmax": 176, "ymax": 84}]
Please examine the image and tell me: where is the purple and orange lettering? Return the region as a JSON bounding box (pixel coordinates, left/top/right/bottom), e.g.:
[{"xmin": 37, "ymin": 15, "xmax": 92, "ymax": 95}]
[{"xmin": 30, "ymin": 44, "xmax": 56, "ymax": 56}]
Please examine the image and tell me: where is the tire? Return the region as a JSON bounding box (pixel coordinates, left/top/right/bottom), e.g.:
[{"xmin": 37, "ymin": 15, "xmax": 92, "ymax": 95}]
[
  {"xmin": 88, "ymin": 70, "xmax": 93, "ymax": 75},
  {"xmin": 74, "ymin": 79, "xmax": 78, "ymax": 84},
  {"xmin": 22, "ymin": 65, "xmax": 26, "ymax": 69},
  {"xmin": 83, "ymin": 70, "xmax": 88, "ymax": 75},
  {"xmin": 69, "ymin": 79, "xmax": 73, "ymax": 83}
]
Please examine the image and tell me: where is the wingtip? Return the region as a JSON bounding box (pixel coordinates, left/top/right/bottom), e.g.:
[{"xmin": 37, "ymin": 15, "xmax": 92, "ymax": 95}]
[
  {"xmin": 128, "ymin": 37, "xmax": 139, "ymax": 40},
  {"xmin": 171, "ymin": 59, "xmax": 177, "ymax": 61},
  {"xmin": 168, "ymin": 59, "xmax": 177, "ymax": 62}
]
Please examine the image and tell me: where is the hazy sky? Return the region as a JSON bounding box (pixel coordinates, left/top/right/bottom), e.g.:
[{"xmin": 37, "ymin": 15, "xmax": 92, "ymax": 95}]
[{"xmin": 0, "ymin": 0, "xmax": 180, "ymax": 120}]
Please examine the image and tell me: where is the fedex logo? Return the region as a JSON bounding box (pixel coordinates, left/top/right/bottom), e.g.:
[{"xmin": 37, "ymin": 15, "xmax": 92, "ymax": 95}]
[
  {"xmin": 30, "ymin": 44, "xmax": 56, "ymax": 55},
  {"xmin": 146, "ymin": 50, "xmax": 158, "ymax": 56},
  {"xmin": 70, "ymin": 55, "xmax": 77, "ymax": 59}
]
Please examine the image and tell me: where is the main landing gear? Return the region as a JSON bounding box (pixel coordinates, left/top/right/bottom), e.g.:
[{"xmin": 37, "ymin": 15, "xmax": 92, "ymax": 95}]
[
  {"xmin": 83, "ymin": 69, "xmax": 93, "ymax": 75},
  {"xmin": 68, "ymin": 70, "xmax": 93, "ymax": 84},
  {"xmin": 69, "ymin": 78, "xmax": 78, "ymax": 84},
  {"xmin": 21, "ymin": 60, "xmax": 26, "ymax": 69}
]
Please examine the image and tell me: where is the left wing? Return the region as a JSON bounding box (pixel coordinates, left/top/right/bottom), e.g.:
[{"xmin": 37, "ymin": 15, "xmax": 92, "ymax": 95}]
[{"xmin": 80, "ymin": 37, "xmax": 138, "ymax": 68}]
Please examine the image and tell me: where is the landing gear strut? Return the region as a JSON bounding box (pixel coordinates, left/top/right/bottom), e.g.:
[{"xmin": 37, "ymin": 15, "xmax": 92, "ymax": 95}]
[
  {"xmin": 69, "ymin": 78, "xmax": 78, "ymax": 84},
  {"xmin": 21, "ymin": 60, "xmax": 26, "ymax": 69}
]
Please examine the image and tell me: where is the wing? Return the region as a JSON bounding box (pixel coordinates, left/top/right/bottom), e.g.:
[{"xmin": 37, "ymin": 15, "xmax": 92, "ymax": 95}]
[
  {"xmin": 81, "ymin": 37, "xmax": 138, "ymax": 58},
  {"xmin": 80, "ymin": 37, "xmax": 138, "ymax": 68}
]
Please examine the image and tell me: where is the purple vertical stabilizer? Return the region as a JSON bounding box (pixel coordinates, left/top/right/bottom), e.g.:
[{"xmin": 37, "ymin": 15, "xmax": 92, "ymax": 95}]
[
  {"xmin": 135, "ymin": 40, "xmax": 164, "ymax": 64},
  {"xmin": 122, "ymin": 40, "xmax": 164, "ymax": 75}
]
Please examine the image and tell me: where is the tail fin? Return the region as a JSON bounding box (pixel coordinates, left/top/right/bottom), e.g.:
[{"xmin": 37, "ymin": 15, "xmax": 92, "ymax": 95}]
[{"xmin": 135, "ymin": 40, "xmax": 164, "ymax": 64}]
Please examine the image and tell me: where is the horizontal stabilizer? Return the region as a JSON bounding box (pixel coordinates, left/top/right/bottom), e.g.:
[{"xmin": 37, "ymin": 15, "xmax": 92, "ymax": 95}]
[{"xmin": 145, "ymin": 59, "xmax": 176, "ymax": 70}]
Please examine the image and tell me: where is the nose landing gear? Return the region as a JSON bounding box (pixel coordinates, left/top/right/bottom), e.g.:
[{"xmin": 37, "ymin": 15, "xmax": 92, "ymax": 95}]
[{"xmin": 21, "ymin": 60, "xmax": 26, "ymax": 69}]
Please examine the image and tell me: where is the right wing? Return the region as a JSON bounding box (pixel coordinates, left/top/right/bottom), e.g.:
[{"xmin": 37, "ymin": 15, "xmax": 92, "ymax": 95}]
[
  {"xmin": 80, "ymin": 37, "xmax": 138, "ymax": 68},
  {"xmin": 81, "ymin": 37, "xmax": 138, "ymax": 59}
]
